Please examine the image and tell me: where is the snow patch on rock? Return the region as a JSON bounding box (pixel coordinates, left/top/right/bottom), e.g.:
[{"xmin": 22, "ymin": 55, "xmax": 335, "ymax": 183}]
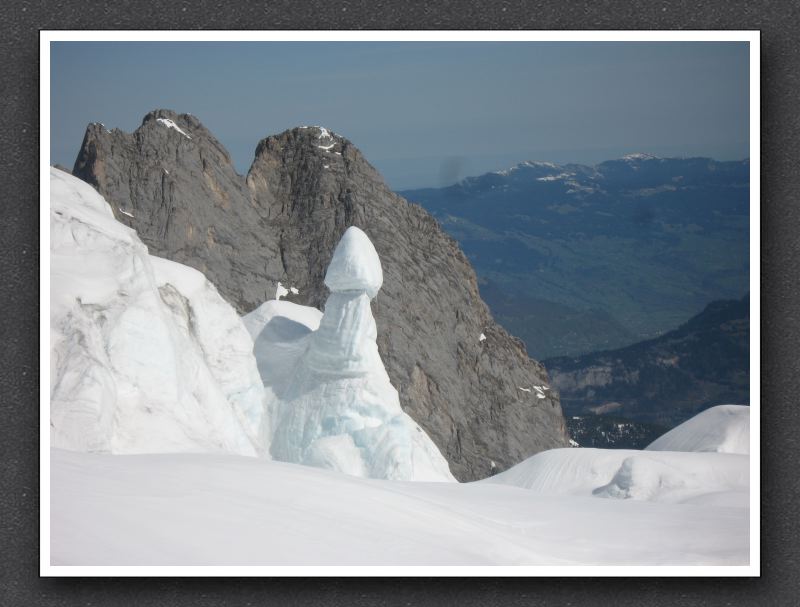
[{"xmin": 156, "ymin": 117, "xmax": 192, "ymax": 139}]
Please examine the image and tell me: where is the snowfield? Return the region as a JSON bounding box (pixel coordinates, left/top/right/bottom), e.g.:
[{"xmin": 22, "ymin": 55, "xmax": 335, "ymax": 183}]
[
  {"xmin": 47, "ymin": 168, "xmax": 751, "ymax": 569},
  {"xmin": 50, "ymin": 448, "xmax": 748, "ymax": 566},
  {"xmin": 486, "ymin": 448, "xmax": 748, "ymax": 507}
]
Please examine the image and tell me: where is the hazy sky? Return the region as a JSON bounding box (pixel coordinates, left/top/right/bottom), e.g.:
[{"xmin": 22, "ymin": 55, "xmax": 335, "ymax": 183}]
[{"xmin": 50, "ymin": 41, "xmax": 749, "ymax": 190}]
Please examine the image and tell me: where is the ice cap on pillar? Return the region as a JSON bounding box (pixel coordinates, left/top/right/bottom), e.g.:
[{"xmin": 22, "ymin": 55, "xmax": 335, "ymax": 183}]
[{"xmin": 324, "ymin": 226, "xmax": 383, "ymax": 298}]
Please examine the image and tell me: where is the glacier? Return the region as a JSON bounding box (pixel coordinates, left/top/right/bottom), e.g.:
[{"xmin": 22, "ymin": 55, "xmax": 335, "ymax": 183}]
[
  {"xmin": 49, "ymin": 168, "xmax": 265, "ymax": 456},
  {"xmin": 47, "ymin": 167, "xmax": 750, "ymax": 567}
]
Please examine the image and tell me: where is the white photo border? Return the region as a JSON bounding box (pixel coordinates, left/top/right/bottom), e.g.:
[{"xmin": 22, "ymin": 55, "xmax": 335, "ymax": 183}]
[{"xmin": 40, "ymin": 29, "xmax": 760, "ymax": 578}]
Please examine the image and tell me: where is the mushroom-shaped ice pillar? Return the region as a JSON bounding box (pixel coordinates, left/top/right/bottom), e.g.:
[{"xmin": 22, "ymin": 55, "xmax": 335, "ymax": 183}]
[
  {"xmin": 324, "ymin": 226, "xmax": 383, "ymax": 298},
  {"xmin": 305, "ymin": 227, "xmax": 386, "ymax": 376},
  {"xmin": 268, "ymin": 226, "xmax": 455, "ymax": 481}
]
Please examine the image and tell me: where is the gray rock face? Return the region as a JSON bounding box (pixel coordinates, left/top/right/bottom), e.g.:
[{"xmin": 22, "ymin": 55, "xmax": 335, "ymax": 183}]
[
  {"xmin": 73, "ymin": 110, "xmax": 284, "ymax": 310},
  {"xmin": 72, "ymin": 110, "xmax": 569, "ymax": 480}
]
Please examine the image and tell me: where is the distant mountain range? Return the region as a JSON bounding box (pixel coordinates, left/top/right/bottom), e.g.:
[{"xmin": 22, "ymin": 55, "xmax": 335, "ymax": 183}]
[
  {"xmin": 400, "ymin": 155, "xmax": 749, "ymax": 359},
  {"xmin": 544, "ymin": 297, "xmax": 749, "ymax": 428}
]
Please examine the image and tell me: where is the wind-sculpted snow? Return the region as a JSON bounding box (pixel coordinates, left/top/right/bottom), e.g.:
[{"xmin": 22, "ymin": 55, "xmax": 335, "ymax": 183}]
[
  {"xmin": 49, "ymin": 168, "xmax": 265, "ymax": 456},
  {"xmin": 262, "ymin": 227, "xmax": 455, "ymax": 481},
  {"xmin": 486, "ymin": 443, "xmax": 748, "ymax": 507},
  {"xmin": 51, "ymin": 448, "xmax": 750, "ymax": 565},
  {"xmin": 646, "ymin": 404, "xmax": 750, "ymax": 454}
]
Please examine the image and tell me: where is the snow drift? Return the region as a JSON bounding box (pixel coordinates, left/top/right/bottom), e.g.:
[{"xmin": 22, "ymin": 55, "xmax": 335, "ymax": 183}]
[
  {"xmin": 49, "ymin": 168, "xmax": 265, "ymax": 455},
  {"xmin": 646, "ymin": 404, "xmax": 750, "ymax": 454},
  {"xmin": 50, "ymin": 448, "xmax": 749, "ymax": 566},
  {"xmin": 251, "ymin": 227, "xmax": 455, "ymax": 481},
  {"xmin": 485, "ymin": 447, "xmax": 748, "ymax": 506}
]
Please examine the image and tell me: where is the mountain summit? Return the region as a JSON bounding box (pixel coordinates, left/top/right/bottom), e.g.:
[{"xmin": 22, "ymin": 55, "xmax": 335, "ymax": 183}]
[{"xmin": 71, "ymin": 110, "xmax": 569, "ymax": 480}]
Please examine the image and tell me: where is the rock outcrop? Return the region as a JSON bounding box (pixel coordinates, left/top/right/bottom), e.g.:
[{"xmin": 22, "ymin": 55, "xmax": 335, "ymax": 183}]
[{"xmin": 71, "ymin": 110, "xmax": 569, "ymax": 480}]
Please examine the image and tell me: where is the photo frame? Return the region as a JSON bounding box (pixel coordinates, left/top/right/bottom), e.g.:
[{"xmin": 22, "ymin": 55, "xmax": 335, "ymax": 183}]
[{"xmin": 4, "ymin": 1, "xmax": 796, "ymax": 604}]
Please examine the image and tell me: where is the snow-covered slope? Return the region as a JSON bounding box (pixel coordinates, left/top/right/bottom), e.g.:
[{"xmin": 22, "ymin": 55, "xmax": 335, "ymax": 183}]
[
  {"xmin": 50, "ymin": 448, "xmax": 749, "ymax": 566},
  {"xmin": 49, "ymin": 168, "xmax": 265, "ymax": 455},
  {"xmin": 646, "ymin": 404, "xmax": 750, "ymax": 454},
  {"xmin": 242, "ymin": 299, "xmax": 322, "ymax": 398},
  {"xmin": 48, "ymin": 169, "xmax": 751, "ymax": 568},
  {"xmin": 486, "ymin": 447, "xmax": 749, "ymax": 507},
  {"xmin": 250, "ymin": 227, "xmax": 455, "ymax": 481}
]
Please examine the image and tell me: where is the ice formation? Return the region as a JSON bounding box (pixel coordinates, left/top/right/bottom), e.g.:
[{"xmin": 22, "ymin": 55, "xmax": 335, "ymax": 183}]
[
  {"xmin": 265, "ymin": 227, "xmax": 455, "ymax": 481},
  {"xmin": 49, "ymin": 168, "xmax": 264, "ymax": 456}
]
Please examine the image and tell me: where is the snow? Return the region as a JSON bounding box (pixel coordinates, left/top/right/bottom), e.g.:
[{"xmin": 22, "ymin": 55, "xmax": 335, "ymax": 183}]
[
  {"xmin": 323, "ymin": 226, "xmax": 383, "ymax": 298},
  {"xmin": 155, "ymin": 117, "xmax": 191, "ymax": 139},
  {"xmin": 486, "ymin": 447, "xmax": 748, "ymax": 506},
  {"xmin": 317, "ymin": 143, "xmax": 335, "ymax": 151},
  {"xmin": 479, "ymin": 332, "xmax": 486, "ymax": 342},
  {"xmin": 49, "ymin": 168, "xmax": 263, "ymax": 456},
  {"xmin": 622, "ymin": 153, "xmax": 657, "ymax": 161},
  {"xmin": 243, "ymin": 299, "xmax": 323, "ymax": 341},
  {"xmin": 646, "ymin": 405, "xmax": 750, "ymax": 454},
  {"xmin": 273, "ymin": 282, "xmax": 300, "ymax": 300},
  {"xmin": 518, "ymin": 387, "xmax": 531, "ymax": 393},
  {"xmin": 242, "ymin": 299, "xmax": 323, "ymax": 401},
  {"xmin": 536, "ymin": 172, "xmax": 573, "ymax": 182},
  {"xmin": 262, "ymin": 227, "xmax": 454, "ymax": 481},
  {"xmin": 300, "ymin": 125, "xmax": 335, "ymax": 142},
  {"xmin": 275, "ymin": 282, "xmax": 289, "ymax": 300},
  {"xmin": 50, "ymin": 447, "xmax": 749, "ymax": 565},
  {"xmin": 117, "ymin": 208, "xmax": 134, "ymax": 218},
  {"xmin": 523, "ymin": 160, "xmax": 558, "ymax": 169},
  {"xmin": 493, "ymin": 160, "xmax": 560, "ymax": 177}
]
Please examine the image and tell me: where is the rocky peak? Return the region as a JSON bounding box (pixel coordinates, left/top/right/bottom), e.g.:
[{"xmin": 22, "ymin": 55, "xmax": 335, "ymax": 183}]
[
  {"xmin": 69, "ymin": 109, "xmax": 570, "ymax": 480},
  {"xmin": 72, "ymin": 109, "xmax": 282, "ymax": 311}
]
